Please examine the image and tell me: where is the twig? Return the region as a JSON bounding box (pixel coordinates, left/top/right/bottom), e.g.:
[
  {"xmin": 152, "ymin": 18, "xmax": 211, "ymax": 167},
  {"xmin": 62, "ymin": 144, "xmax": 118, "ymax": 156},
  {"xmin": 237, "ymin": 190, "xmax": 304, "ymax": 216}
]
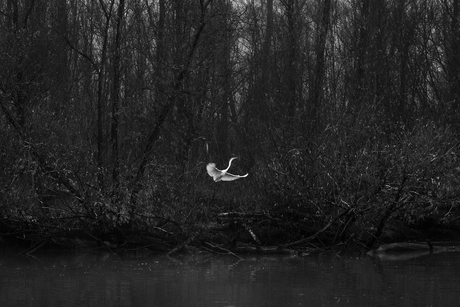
[
  {"xmin": 202, "ymin": 241, "xmax": 243, "ymax": 260},
  {"xmin": 22, "ymin": 239, "xmax": 48, "ymax": 255},
  {"xmin": 166, "ymin": 234, "xmax": 196, "ymax": 256},
  {"xmin": 284, "ymin": 207, "xmax": 352, "ymax": 248}
]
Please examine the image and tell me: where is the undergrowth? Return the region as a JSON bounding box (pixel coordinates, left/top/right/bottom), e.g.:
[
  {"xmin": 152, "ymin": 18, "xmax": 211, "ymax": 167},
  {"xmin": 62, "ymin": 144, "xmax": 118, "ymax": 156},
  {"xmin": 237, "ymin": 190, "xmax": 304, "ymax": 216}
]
[{"xmin": 1, "ymin": 122, "xmax": 460, "ymax": 252}]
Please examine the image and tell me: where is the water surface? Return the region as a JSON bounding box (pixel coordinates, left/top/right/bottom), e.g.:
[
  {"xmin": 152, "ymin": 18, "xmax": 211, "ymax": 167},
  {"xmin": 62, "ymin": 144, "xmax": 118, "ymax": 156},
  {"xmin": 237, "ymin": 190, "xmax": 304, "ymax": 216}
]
[{"xmin": 1, "ymin": 249, "xmax": 460, "ymax": 306}]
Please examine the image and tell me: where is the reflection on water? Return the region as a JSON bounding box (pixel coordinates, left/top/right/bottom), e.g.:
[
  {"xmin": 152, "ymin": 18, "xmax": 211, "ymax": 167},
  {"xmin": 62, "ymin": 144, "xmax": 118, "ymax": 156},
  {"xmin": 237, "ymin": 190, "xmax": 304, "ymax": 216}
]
[{"xmin": 1, "ymin": 248, "xmax": 460, "ymax": 307}]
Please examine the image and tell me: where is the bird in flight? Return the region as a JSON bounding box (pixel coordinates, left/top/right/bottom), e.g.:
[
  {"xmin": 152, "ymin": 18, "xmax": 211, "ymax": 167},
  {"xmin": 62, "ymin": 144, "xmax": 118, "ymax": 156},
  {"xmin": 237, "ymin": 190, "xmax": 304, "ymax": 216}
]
[{"xmin": 206, "ymin": 157, "xmax": 248, "ymax": 182}]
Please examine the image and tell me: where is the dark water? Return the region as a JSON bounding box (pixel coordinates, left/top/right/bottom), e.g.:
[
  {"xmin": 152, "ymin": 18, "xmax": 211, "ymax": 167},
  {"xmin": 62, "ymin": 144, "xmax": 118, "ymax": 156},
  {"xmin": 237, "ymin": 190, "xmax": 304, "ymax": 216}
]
[{"xmin": 1, "ymin": 248, "xmax": 460, "ymax": 307}]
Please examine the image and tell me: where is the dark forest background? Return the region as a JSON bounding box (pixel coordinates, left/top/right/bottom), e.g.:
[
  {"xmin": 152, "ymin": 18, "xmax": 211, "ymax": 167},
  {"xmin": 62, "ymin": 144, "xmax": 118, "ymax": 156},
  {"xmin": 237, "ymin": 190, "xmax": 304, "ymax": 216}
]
[{"xmin": 1, "ymin": 0, "xmax": 460, "ymax": 252}]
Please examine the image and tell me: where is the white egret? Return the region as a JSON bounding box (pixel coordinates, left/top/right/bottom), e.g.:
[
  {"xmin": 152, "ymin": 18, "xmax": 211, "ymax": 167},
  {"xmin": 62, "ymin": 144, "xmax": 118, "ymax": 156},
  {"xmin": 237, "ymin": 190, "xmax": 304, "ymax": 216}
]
[{"xmin": 206, "ymin": 157, "xmax": 248, "ymax": 182}]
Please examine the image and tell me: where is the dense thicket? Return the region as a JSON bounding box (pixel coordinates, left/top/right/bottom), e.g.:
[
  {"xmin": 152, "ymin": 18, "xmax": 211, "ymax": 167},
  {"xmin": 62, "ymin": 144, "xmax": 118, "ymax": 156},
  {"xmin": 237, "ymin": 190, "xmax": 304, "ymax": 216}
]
[{"xmin": 1, "ymin": 0, "xmax": 460, "ymax": 252}]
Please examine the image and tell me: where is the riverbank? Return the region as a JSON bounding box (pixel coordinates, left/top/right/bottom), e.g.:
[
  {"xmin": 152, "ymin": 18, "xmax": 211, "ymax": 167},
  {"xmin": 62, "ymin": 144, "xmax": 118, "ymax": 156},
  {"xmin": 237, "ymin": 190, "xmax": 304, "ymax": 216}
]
[{"xmin": 2, "ymin": 207, "xmax": 460, "ymax": 256}]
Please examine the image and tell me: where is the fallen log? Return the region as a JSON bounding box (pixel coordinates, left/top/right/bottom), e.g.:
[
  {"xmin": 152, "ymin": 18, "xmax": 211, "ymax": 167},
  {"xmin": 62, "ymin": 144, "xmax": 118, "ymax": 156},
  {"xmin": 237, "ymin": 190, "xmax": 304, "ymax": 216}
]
[
  {"xmin": 368, "ymin": 241, "xmax": 434, "ymax": 255},
  {"xmin": 365, "ymin": 241, "xmax": 460, "ymax": 261}
]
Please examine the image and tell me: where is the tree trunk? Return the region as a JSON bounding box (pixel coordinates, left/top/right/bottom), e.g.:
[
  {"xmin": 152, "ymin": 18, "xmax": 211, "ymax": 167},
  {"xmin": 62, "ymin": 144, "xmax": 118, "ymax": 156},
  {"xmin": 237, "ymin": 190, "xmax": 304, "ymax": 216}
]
[
  {"xmin": 110, "ymin": 0, "xmax": 125, "ymax": 193},
  {"xmin": 95, "ymin": 0, "xmax": 115, "ymax": 189},
  {"xmin": 311, "ymin": 0, "xmax": 331, "ymax": 128},
  {"xmin": 448, "ymin": 0, "xmax": 460, "ymax": 128},
  {"xmin": 351, "ymin": 0, "xmax": 370, "ymax": 111}
]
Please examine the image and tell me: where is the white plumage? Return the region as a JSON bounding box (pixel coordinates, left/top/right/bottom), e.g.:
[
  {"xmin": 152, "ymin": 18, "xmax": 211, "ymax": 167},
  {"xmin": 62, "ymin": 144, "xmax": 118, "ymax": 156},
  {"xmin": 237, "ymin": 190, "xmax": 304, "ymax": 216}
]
[{"xmin": 206, "ymin": 157, "xmax": 248, "ymax": 182}]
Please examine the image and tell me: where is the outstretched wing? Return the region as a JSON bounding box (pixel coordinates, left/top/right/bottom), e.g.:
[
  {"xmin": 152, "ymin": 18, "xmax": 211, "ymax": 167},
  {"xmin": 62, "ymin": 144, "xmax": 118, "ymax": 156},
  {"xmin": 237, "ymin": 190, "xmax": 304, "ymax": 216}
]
[
  {"xmin": 206, "ymin": 163, "xmax": 223, "ymax": 180},
  {"xmin": 220, "ymin": 172, "xmax": 248, "ymax": 182}
]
